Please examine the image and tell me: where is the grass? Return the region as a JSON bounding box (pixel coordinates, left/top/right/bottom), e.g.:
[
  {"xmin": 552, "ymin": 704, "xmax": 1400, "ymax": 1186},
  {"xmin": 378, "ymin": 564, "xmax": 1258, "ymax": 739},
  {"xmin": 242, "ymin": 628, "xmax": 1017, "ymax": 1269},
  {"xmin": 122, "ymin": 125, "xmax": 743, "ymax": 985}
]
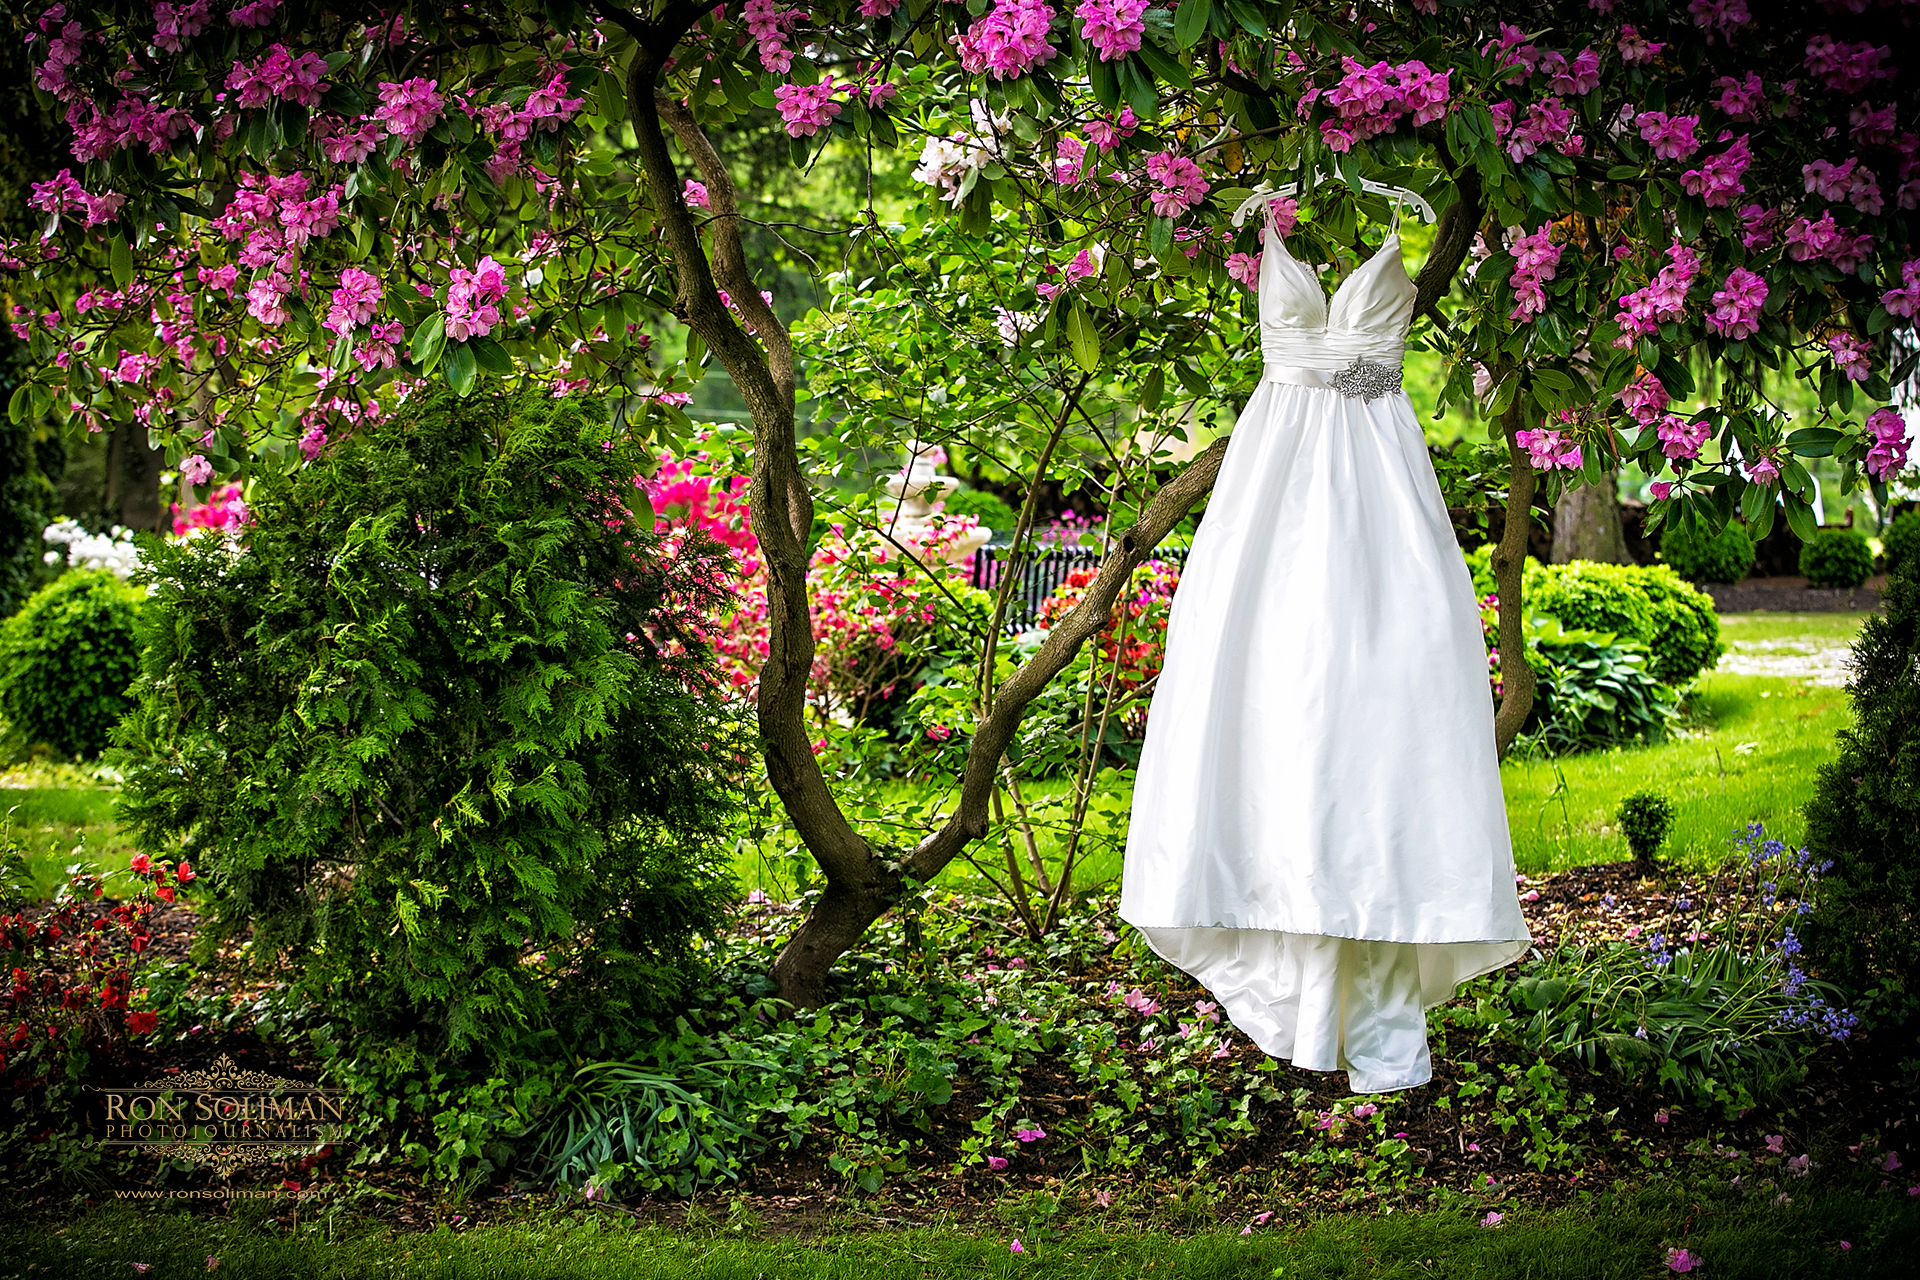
[
  {"xmin": 3, "ymin": 1182, "xmax": 1914, "ymax": 1279},
  {"xmin": 0, "ymin": 778, "xmax": 135, "ymax": 896},
  {"xmin": 735, "ymin": 612, "xmax": 1870, "ymax": 895}
]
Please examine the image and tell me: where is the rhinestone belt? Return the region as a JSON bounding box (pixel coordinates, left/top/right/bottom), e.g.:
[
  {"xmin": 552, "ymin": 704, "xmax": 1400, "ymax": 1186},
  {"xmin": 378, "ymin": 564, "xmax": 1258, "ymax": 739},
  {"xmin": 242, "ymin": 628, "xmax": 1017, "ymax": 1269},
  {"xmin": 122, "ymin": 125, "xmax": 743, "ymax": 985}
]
[{"xmin": 1326, "ymin": 356, "xmax": 1403, "ymax": 402}]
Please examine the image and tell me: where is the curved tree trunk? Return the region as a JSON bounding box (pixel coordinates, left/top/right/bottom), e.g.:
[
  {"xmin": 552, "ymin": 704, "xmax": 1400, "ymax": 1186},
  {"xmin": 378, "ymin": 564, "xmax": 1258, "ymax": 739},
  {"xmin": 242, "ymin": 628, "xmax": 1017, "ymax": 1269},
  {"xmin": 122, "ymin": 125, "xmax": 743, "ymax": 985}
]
[{"xmin": 1492, "ymin": 402, "xmax": 1539, "ymax": 755}]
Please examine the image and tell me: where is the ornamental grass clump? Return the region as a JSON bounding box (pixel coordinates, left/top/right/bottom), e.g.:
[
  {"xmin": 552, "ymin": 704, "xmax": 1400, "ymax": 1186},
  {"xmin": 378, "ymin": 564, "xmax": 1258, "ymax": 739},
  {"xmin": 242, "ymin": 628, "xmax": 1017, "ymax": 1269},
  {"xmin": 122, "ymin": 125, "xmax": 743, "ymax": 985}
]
[
  {"xmin": 1483, "ymin": 823, "xmax": 1857, "ymax": 1112},
  {"xmin": 113, "ymin": 389, "xmax": 748, "ymax": 1072}
]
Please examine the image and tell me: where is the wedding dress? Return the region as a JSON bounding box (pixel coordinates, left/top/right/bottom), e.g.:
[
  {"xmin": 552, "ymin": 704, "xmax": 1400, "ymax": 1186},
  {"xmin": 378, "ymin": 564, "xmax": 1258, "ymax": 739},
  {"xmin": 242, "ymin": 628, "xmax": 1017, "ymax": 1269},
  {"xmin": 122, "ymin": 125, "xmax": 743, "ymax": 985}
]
[{"xmin": 1118, "ymin": 207, "xmax": 1531, "ymax": 1094}]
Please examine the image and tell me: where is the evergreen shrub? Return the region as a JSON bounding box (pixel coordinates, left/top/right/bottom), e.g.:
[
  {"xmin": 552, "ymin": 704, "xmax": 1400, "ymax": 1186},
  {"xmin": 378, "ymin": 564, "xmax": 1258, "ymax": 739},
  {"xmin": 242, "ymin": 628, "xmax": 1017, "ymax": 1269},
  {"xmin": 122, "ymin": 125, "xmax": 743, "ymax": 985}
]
[
  {"xmin": 1798, "ymin": 528, "xmax": 1874, "ymax": 588},
  {"xmin": 1617, "ymin": 790, "xmax": 1676, "ymax": 869},
  {"xmin": 1659, "ymin": 519, "xmax": 1756, "ymax": 585},
  {"xmin": 1526, "ymin": 561, "xmax": 1723, "ymax": 687},
  {"xmin": 1803, "ymin": 539, "xmax": 1920, "ymax": 1032},
  {"xmin": 0, "ymin": 569, "xmax": 141, "ymax": 758},
  {"xmin": 1883, "ymin": 510, "xmax": 1920, "ymax": 578},
  {"xmin": 114, "ymin": 389, "xmax": 747, "ymax": 1071}
]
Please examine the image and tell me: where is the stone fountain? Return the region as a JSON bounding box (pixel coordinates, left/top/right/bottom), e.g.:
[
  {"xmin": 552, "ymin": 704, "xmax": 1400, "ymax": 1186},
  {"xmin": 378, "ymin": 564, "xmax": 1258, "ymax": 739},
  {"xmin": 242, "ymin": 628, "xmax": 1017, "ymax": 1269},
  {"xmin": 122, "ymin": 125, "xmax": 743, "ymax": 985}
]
[{"xmin": 882, "ymin": 440, "xmax": 991, "ymax": 562}]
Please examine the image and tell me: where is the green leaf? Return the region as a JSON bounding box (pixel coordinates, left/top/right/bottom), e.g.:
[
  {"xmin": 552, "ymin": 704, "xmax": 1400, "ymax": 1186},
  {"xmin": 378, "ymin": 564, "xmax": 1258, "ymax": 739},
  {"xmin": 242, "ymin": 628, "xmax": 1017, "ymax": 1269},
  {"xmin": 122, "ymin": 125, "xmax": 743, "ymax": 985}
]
[
  {"xmin": 1148, "ymin": 214, "xmax": 1173, "ymax": 259},
  {"xmin": 410, "ymin": 312, "xmax": 447, "ymax": 373},
  {"xmin": 1174, "ymin": 0, "xmax": 1212, "ymax": 47},
  {"xmin": 595, "ymin": 68, "xmax": 626, "ymax": 124},
  {"xmin": 1782, "ymin": 491, "xmax": 1818, "ymax": 542},
  {"xmin": 1134, "ymin": 38, "xmax": 1193, "ymax": 90},
  {"xmin": 109, "ymin": 236, "xmax": 132, "ymax": 288},
  {"xmin": 468, "ymin": 335, "xmax": 515, "ymax": 375},
  {"xmin": 1142, "ymin": 365, "xmax": 1165, "ymax": 414},
  {"xmin": 6, "ymin": 384, "xmax": 30, "ymax": 425},
  {"xmin": 1089, "ymin": 56, "xmax": 1121, "ymax": 111},
  {"xmin": 1065, "ymin": 304, "xmax": 1101, "ymax": 374},
  {"xmin": 1785, "ymin": 426, "xmax": 1841, "ymax": 457},
  {"xmin": 445, "ymin": 342, "xmax": 478, "ymax": 396}
]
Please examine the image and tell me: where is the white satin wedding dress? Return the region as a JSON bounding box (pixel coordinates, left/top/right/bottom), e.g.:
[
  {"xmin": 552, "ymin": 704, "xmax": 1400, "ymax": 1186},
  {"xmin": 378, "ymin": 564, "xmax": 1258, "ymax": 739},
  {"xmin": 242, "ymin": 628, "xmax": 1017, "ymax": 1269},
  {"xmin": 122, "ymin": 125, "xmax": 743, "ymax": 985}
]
[{"xmin": 1118, "ymin": 210, "xmax": 1531, "ymax": 1093}]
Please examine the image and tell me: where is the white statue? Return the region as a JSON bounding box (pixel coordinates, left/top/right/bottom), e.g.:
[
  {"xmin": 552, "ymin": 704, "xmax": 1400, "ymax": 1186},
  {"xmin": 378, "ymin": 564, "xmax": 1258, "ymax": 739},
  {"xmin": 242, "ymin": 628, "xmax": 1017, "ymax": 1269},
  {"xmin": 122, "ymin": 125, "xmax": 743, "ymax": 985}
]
[{"xmin": 882, "ymin": 441, "xmax": 990, "ymax": 561}]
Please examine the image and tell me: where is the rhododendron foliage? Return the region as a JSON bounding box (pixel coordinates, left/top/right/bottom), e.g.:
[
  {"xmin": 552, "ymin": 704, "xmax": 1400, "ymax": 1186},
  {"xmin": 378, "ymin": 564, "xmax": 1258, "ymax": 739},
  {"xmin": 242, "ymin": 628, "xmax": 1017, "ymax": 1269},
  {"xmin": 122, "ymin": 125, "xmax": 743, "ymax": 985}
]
[{"xmin": 4, "ymin": 0, "xmax": 1915, "ymax": 1004}]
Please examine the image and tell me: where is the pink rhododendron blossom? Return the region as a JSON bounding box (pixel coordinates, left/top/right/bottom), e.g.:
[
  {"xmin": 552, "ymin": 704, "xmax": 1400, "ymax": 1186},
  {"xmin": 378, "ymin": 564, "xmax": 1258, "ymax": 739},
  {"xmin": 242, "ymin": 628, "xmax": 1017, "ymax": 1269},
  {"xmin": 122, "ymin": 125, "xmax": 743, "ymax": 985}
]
[
  {"xmin": 1053, "ymin": 136, "xmax": 1085, "ymax": 185},
  {"xmin": 1075, "ymin": 0, "xmax": 1147, "ymax": 61},
  {"xmin": 1615, "ymin": 242, "xmax": 1701, "ymax": 342},
  {"xmin": 314, "ymin": 116, "xmax": 384, "ymax": 164},
  {"xmin": 1828, "ymin": 332, "xmax": 1872, "ymax": 382},
  {"xmin": 445, "ymin": 257, "xmax": 509, "ymax": 341},
  {"xmin": 1144, "ymin": 151, "xmax": 1209, "ymax": 219},
  {"xmin": 1882, "ymin": 260, "xmax": 1920, "ymax": 318},
  {"xmin": 226, "ymin": 44, "xmax": 331, "ymax": 109},
  {"xmin": 1650, "ymin": 480, "xmax": 1674, "ymax": 501},
  {"xmin": 1266, "ymin": 196, "xmax": 1300, "ymax": 236},
  {"xmin": 684, "ymin": 179, "xmax": 711, "ymax": 210},
  {"xmin": 1738, "ymin": 204, "xmax": 1778, "ymax": 251},
  {"xmin": 1657, "ymin": 414, "xmax": 1712, "ymax": 461},
  {"xmin": 1548, "ymin": 48, "xmax": 1601, "ymax": 97},
  {"xmin": 858, "ymin": 0, "xmax": 901, "ymax": 14},
  {"xmin": 299, "ymin": 423, "xmax": 328, "ymax": 460},
  {"xmin": 1226, "ymin": 251, "xmax": 1261, "ymax": 290},
  {"xmin": 1804, "ymin": 37, "xmax": 1892, "ymax": 94},
  {"xmin": 199, "ymin": 263, "xmax": 239, "ymax": 295},
  {"xmin": 374, "ymin": 78, "xmax": 446, "ymax": 143},
  {"xmin": 1714, "ymin": 72, "xmax": 1765, "ymax": 121},
  {"xmin": 1681, "ymin": 134, "xmax": 1750, "ymax": 207},
  {"xmin": 1665, "ymin": 1247, "xmax": 1701, "ymax": 1273},
  {"xmin": 1085, "ymin": 106, "xmax": 1137, "ymax": 152},
  {"xmin": 325, "ymin": 267, "xmax": 383, "ymax": 336},
  {"xmin": 953, "ymin": 0, "xmax": 1058, "ymax": 80},
  {"xmin": 1516, "ymin": 427, "xmax": 1583, "ymax": 471},
  {"xmin": 1705, "ymin": 267, "xmax": 1767, "ymax": 340},
  {"xmin": 1122, "ymin": 987, "xmax": 1160, "ymax": 1015},
  {"xmin": 1637, "ymin": 112, "xmax": 1701, "ymax": 162},
  {"xmin": 1687, "ymin": 0, "xmax": 1749, "ymax": 40},
  {"xmin": 227, "ymin": 0, "xmax": 278, "ymax": 26},
  {"xmin": 773, "ymin": 82, "xmax": 843, "ymax": 137},
  {"xmin": 180, "ymin": 453, "xmax": 213, "ymax": 485},
  {"xmin": 245, "ymin": 274, "xmax": 293, "ymax": 326},
  {"xmin": 1506, "ymin": 224, "xmax": 1562, "ymax": 321},
  {"xmin": 153, "ymin": 0, "xmax": 212, "ymax": 52},
  {"xmin": 1851, "ymin": 103, "xmax": 1897, "ymax": 147},
  {"xmin": 1617, "ymin": 370, "xmax": 1670, "ymax": 424},
  {"xmin": 1865, "ymin": 407, "xmax": 1911, "ymax": 479},
  {"xmin": 1617, "ymin": 25, "xmax": 1665, "ymax": 64},
  {"xmin": 743, "ymin": 0, "xmax": 804, "ymax": 73},
  {"xmin": 1743, "ymin": 454, "xmax": 1781, "ymax": 485},
  {"xmin": 1320, "ymin": 58, "xmax": 1451, "ymax": 152},
  {"xmin": 170, "ymin": 483, "xmax": 248, "ymax": 537}
]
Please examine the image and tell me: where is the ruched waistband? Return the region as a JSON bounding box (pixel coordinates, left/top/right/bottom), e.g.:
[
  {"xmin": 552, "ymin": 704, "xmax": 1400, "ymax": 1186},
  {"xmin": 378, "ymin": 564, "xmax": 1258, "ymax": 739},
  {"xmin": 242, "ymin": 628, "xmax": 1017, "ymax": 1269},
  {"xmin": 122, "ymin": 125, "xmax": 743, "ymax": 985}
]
[{"xmin": 1260, "ymin": 326, "xmax": 1405, "ymax": 369}]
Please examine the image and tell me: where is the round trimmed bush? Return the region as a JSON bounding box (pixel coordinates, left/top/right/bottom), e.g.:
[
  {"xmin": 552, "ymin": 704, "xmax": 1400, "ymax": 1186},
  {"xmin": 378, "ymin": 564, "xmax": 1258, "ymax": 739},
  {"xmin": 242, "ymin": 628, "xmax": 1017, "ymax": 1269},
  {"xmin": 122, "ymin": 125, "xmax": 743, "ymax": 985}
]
[
  {"xmin": 1799, "ymin": 527, "xmax": 1874, "ymax": 588},
  {"xmin": 1526, "ymin": 561, "xmax": 1723, "ymax": 687},
  {"xmin": 1660, "ymin": 519, "xmax": 1756, "ymax": 585},
  {"xmin": 1882, "ymin": 510, "xmax": 1920, "ymax": 578},
  {"xmin": 0, "ymin": 569, "xmax": 142, "ymax": 758},
  {"xmin": 940, "ymin": 487, "xmax": 1020, "ymax": 533}
]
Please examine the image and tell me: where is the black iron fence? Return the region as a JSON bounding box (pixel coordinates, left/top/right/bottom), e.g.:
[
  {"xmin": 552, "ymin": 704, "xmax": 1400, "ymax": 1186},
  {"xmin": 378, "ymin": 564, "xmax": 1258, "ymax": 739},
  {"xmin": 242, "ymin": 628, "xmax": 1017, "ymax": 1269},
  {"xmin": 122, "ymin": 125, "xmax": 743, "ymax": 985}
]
[{"xmin": 966, "ymin": 543, "xmax": 1192, "ymax": 635}]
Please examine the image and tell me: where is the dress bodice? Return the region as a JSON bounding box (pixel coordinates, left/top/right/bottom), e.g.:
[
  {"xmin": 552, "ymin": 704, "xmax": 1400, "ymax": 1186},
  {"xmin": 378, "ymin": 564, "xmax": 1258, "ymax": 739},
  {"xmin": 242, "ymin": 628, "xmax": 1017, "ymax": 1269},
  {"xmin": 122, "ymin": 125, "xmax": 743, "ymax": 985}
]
[{"xmin": 1259, "ymin": 219, "xmax": 1417, "ymax": 373}]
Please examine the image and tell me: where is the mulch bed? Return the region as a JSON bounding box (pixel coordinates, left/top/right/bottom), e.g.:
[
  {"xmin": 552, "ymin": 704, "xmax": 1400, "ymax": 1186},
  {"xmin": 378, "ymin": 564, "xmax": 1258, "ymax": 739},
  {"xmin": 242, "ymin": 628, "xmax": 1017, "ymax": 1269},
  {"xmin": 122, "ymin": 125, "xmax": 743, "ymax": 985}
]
[
  {"xmin": 1704, "ymin": 575, "xmax": 1886, "ymax": 614},
  {"xmin": 16, "ymin": 863, "xmax": 1918, "ymax": 1238}
]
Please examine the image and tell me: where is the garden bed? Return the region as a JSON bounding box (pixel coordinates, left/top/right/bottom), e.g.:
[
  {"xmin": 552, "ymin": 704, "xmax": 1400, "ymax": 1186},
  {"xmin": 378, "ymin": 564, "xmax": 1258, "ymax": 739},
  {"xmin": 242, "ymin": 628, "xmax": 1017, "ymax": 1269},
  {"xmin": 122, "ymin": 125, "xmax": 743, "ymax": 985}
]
[{"xmin": 1703, "ymin": 576, "xmax": 1886, "ymax": 615}]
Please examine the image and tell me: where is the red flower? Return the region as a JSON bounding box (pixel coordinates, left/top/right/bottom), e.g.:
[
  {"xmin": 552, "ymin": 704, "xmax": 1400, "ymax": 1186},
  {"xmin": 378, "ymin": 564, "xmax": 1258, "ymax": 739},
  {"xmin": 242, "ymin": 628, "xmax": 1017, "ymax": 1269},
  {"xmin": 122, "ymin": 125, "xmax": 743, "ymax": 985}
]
[
  {"xmin": 129, "ymin": 853, "xmax": 152, "ymax": 875},
  {"xmin": 175, "ymin": 860, "xmax": 195, "ymax": 883},
  {"xmin": 155, "ymin": 884, "xmax": 176, "ymax": 903},
  {"xmin": 125, "ymin": 1011, "xmax": 158, "ymax": 1035}
]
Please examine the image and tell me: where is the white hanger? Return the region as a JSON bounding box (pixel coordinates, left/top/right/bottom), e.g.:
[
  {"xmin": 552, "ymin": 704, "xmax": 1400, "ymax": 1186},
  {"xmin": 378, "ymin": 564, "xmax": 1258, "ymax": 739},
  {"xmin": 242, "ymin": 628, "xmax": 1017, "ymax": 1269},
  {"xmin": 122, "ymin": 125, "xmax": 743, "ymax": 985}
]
[{"xmin": 1229, "ymin": 178, "xmax": 1437, "ymax": 228}]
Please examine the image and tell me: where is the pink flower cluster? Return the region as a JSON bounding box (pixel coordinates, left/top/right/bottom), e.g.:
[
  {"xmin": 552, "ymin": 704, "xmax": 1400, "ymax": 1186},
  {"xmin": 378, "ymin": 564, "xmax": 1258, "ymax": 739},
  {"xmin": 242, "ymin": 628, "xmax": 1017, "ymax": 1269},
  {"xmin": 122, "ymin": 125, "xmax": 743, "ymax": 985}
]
[
  {"xmin": 1686, "ymin": 0, "xmax": 1750, "ymax": 40},
  {"xmin": 1850, "ymin": 103, "xmax": 1897, "ymax": 147},
  {"xmin": 210, "ymin": 170, "xmax": 344, "ymax": 267},
  {"xmin": 1075, "ymin": 0, "xmax": 1146, "ymax": 61},
  {"xmin": 170, "ymin": 483, "xmax": 248, "ymax": 537},
  {"xmin": 153, "ymin": 0, "xmax": 212, "ymax": 52},
  {"xmin": 1506, "ymin": 225, "xmax": 1562, "ymax": 321},
  {"xmin": 314, "ymin": 116, "xmax": 385, "ymax": 164},
  {"xmin": 228, "ymin": 0, "xmax": 280, "ymax": 27},
  {"xmin": 1784, "ymin": 213, "xmax": 1872, "ymax": 273},
  {"xmin": 1804, "ymin": 36, "xmax": 1893, "ymax": 94},
  {"xmin": 1636, "ymin": 111, "xmax": 1700, "ymax": 162},
  {"xmin": 324, "ymin": 267, "xmax": 383, "ymax": 337},
  {"xmin": 1803, "ymin": 158, "xmax": 1882, "ymax": 215},
  {"xmin": 1680, "ymin": 134, "xmax": 1750, "ymax": 207},
  {"xmin": 743, "ymin": 0, "xmax": 805, "ymax": 74},
  {"xmin": 1515, "ymin": 427, "xmax": 1583, "ymax": 471},
  {"xmin": 1882, "ymin": 260, "xmax": 1920, "ymax": 319},
  {"xmin": 27, "ymin": 169, "xmax": 124, "ymax": 228},
  {"xmin": 1738, "ymin": 204, "xmax": 1778, "ymax": 251},
  {"xmin": 1617, "ymin": 370, "xmax": 1670, "ymax": 424},
  {"xmin": 1865, "ymin": 407, "xmax": 1911, "ymax": 480},
  {"xmin": 953, "ymin": 0, "xmax": 1058, "ymax": 81},
  {"xmin": 471, "ymin": 70, "xmax": 584, "ymax": 178},
  {"xmin": 355, "ymin": 320, "xmax": 404, "ymax": 371},
  {"xmin": 1617, "ymin": 25, "xmax": 1665, "ymax": 65},
  {"xmin": 445, "ymin": 257, "xmax": 509, "ymax": 341},
  {"xmin": 1713, "ymin": 72, "xmax": 1765, "ymax": 122},
  {"xmin": 1492, "ymin": 97, "xmax": 1579, "ymax": 164},
  {"xmin": 32, "ymin": 6, "xmax": 88, "ymax": 102},
  {"xmin": 1226, "ymin": 251, "xmax": 1261, "ymax": 290},
  {"xmin": 773, "ymin": 82, "xmax": 843, "ymax": 137},
  {"xmin": 1614, "ymin": 243, "xmax": 1701, "ymax": 343},
  {"xmin": 1052, "ymin": 136, "xmax": 1085, "ymax": 185},
  {"xmin": 226, "ymin": 44, "xmax": 330, "ymax": 110},
  {"xmin": 374, "ymin": 78, "xmax": 446, "ymax": 144},
  {"xmin": 1144, "ymin": 152, "xmax": 1209, "ymax": 220},
  {"xmin": 180, "ymin": 454, "xmax": 214, "ymax": 486},
  {"xmin": 1086, "ymin": 106, "xmax": 1137, "ymax": 152},
  {"xmin": 1317, "ymin": 58, "xmax": 1450, "ymax": 152},
  {"xmin": 685, "ymin": 180, "xmax": 711, "ymax": 210},
  {"xmin": 65, "ymin": 95, "xmax": 193, "ymax": 164},
  {"xmin": 1657, "ymin": 414, "xmax": 1711, "ymax": 461},
  {"xmin": 1827, "ymin": 332, "xmax": 1871, "ymax": 382},
  {"xmin": 1705, "ymin": 267, "xmax": 1768, "ymax": 340}
]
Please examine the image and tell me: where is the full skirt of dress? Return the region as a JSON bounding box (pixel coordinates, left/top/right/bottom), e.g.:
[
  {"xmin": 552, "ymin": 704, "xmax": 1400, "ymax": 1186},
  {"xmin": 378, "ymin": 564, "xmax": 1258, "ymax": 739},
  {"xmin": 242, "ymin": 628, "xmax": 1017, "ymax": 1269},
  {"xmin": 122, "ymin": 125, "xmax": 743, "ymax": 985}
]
[{"xmin": 1118, "ymin": 379, "xmax": 1532, "ymax": 1094}]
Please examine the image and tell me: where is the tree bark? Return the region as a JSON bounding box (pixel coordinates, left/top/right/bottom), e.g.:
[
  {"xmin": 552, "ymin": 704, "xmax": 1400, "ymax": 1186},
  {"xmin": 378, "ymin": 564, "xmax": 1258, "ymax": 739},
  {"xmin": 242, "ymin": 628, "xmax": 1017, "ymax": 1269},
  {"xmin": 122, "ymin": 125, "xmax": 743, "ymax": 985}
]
[
  {"xmin": 1550, "ymin": 470, "xmax": 1629, "ymax": 564},
  {"xmin": 1492, "ymin": 403, "xmax": 1538, "ymax": 755}
]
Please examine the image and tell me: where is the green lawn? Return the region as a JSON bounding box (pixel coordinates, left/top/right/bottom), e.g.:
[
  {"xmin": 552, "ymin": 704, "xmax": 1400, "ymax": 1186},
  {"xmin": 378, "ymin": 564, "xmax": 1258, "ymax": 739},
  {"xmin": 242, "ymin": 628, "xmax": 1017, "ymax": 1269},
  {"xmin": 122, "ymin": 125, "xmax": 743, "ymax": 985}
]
[
  {"xmin": 0, "ymin": 779, "xmax": 136, "ymax": 896},
  {"xmin": 5, "ymin": 1183, "xmax": 1915, "ymax": 1279},
  {"xmin": 737, "ymin": 612, "xmax": 1869, "ymax": 895}
]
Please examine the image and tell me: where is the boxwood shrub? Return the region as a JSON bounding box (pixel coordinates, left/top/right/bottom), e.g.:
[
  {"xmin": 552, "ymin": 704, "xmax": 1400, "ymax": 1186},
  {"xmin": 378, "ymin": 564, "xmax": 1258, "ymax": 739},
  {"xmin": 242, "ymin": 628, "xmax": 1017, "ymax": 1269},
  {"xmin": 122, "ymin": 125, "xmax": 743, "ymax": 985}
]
[
  {"xmin": 1798, "ymin": 528, "xmax": 1874, "ymax": 589},
  {"xmin": 1660, "ymin": 519, "xmax": 1756, "ymax": 585},
  {"xmin": 0, "ymin": 568, "xmax": 142, "ymax": 758}
]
